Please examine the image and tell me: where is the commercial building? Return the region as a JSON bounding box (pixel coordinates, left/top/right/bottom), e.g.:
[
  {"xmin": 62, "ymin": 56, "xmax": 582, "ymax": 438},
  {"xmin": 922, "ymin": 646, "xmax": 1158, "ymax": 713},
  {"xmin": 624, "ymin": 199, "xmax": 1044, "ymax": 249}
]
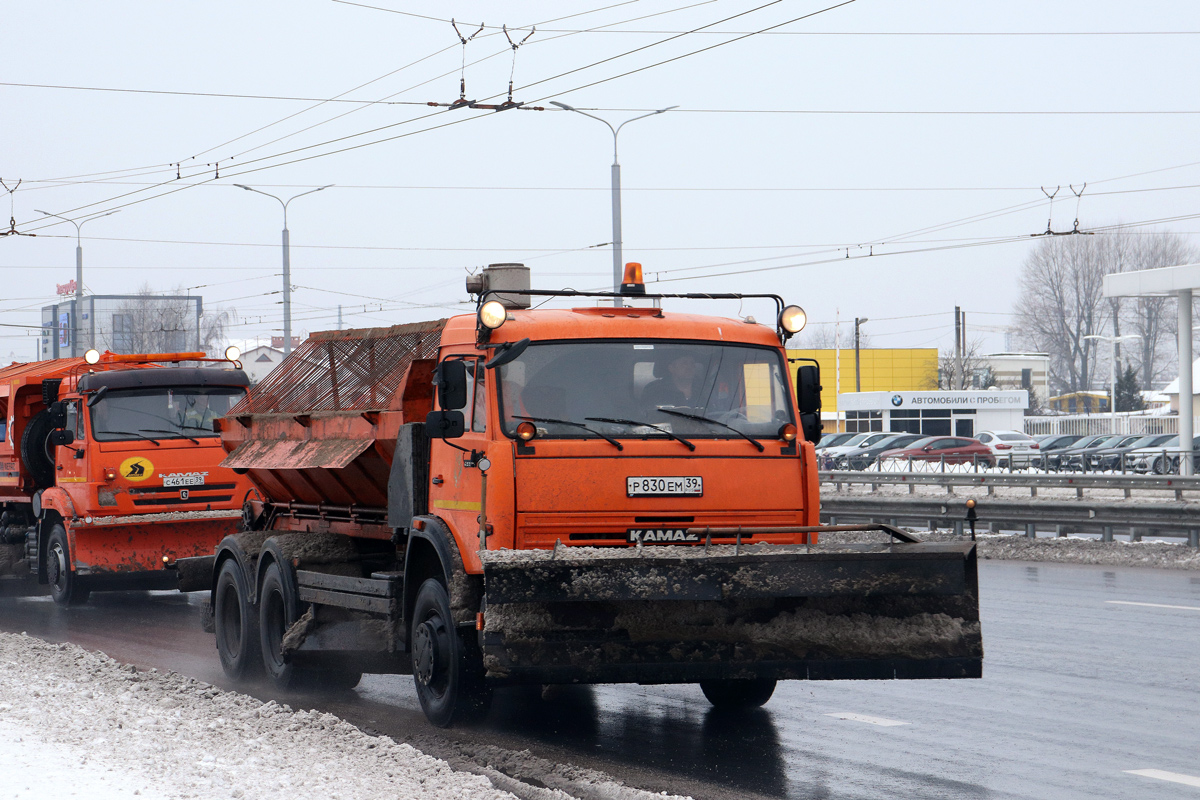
[
  {"xmin": 839, "ymin": 390, "xmax": 1029, "ymax": 437},
  {"xmin": 785, "ymin": 348, "xmax": 938, "ymax": 429},
  {"xmin": 41, "ymin": 294, "xmax": 203, "ymax": 360},
  {"xmin": 984, "ymin": 352, "xmax": 1049, "ymax": 405}
]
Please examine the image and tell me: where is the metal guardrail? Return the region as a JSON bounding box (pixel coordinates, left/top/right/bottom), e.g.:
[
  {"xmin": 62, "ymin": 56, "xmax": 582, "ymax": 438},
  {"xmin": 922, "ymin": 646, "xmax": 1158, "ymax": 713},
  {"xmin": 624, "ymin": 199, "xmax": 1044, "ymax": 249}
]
[
  {"xmin": 820, "ymin": 470, "xmax": 1200, "ymax": 500},
  {"xmin": 819, "ymin": 476, "xmax": 1200, "ymax": 546}
]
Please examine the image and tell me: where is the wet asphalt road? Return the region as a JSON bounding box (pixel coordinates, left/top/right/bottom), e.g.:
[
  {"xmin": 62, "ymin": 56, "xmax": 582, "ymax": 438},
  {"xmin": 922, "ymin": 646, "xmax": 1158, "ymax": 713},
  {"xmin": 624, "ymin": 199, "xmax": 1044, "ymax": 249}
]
[{"xmin": 2, "ymin": 560, "xmax": 1199, "ymax": 800}]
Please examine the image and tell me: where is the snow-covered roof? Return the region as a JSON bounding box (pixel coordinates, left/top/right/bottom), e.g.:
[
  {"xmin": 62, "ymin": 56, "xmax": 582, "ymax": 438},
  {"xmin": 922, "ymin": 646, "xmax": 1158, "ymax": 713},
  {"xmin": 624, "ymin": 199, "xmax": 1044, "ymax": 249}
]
[{"xmin": 1161, "ymin": 358, "xmax": 1200, "ymax": 396}]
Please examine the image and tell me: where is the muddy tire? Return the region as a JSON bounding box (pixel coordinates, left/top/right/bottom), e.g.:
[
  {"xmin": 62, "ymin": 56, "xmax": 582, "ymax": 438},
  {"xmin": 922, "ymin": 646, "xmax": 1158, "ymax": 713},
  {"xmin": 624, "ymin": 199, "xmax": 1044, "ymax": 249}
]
[
  {"xmin": 214, "ymin": 558, "xmax": 261, "ymax": 680},
  {"xmin": 21, "ymin": 411, "xmax": 57, "ymax": 490},
  {"xmin": 699, "ymin": 678, "xmax": 776, "ymax": 709},
  {"xmin": 411, "ymin": 578, "xmax": 491, "ymax": 727},
  {"xmin": 46, "ymin": 525, "xmax": 88, "ymax": 606},
  {"xmin": 259, "ymin": 560, "xmax": 303, "ymax": 690}
]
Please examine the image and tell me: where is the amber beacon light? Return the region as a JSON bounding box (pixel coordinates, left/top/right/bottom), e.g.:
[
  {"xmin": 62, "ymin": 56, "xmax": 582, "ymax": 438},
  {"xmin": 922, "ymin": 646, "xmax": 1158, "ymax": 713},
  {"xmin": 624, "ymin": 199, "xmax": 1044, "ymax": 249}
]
[{"xmin": 619, "ymin": 262, "xmax": 646, "ymax": 295}]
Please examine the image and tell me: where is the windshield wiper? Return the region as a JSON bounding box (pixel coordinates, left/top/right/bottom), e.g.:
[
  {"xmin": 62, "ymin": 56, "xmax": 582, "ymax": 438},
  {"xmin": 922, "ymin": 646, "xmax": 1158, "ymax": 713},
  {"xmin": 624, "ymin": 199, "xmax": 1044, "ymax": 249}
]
[
  {"xmin": 139, "ymin": 428, "xmax": 201, "ymax": 445},
  {"xmin": 585, "ymin": 417, "xmax": 696, "ymax": 451},
  {"xmin": 106, "ymin": 430, "xmax": 161, "ymax": 446},
  {"xmin": 512, "ymin": 415, "xmax": 623, "ymax": 451},
  {"xmin": 654, "ymin": 407, "xmax": 764, "ymax": 452}
]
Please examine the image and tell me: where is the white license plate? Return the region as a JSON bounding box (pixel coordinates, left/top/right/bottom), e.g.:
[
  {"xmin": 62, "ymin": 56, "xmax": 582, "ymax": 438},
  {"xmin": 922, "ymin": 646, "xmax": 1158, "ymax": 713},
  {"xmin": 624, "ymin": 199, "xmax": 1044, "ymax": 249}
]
[
  {"xmin": 626, "ymin": 476, "xmax": 702, "ymax": 497},
  {"xmin": 162, "ymin": 473, "xmax": 206, "ymax": 488}
]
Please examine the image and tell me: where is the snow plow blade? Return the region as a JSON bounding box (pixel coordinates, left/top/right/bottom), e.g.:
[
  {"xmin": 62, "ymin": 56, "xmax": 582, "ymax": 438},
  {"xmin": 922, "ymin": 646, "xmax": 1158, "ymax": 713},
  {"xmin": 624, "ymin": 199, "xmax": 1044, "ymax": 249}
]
[{"xmin": 479, "ymin": 538, "xmax": 981, "ymax": 685}]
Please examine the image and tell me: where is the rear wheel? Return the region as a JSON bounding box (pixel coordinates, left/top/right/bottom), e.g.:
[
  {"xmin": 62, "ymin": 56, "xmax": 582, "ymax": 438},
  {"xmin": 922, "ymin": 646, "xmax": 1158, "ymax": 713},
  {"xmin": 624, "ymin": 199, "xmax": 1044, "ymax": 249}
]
[
  {"xmin": 214, "ymin": 558, "xmax": 261, "ymax": 680},
  {"xmin": 411, "ymin": 578, "xmax": 491, "ymax": 727},
  {"xmin": 259, "ymin": 560, "xmax": 302, "ymax": 689},
  {"xmin": 699, "ymin": 678, "xmax": 777, "ymax": 709},
  {"xmin": 46, "ymin": 525, "xmax": 88, "ymax": 606}
]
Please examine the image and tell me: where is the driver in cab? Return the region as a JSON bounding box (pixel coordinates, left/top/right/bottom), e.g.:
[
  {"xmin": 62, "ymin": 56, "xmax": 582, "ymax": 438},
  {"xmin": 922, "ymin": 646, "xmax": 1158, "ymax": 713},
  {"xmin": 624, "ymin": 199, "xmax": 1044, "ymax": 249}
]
[{"xmin": 643, "ymin": 353, "xmax": 703, "ymax": 409}]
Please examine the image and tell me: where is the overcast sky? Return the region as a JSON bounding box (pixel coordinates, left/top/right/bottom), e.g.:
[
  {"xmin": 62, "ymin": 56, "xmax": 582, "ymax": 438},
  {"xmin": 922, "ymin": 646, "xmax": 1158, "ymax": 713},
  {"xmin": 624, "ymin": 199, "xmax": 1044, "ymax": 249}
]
[{"xmin": 3, "ymin": 0, "xmax": 1198, "ymax": 361}]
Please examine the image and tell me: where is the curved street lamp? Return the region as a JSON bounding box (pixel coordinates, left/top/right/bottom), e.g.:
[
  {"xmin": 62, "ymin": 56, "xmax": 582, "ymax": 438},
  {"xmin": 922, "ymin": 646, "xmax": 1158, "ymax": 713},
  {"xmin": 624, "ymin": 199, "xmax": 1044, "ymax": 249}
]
[{"xmin": 34, "ymin": 208, "xmax": 121, "ymax": 356}]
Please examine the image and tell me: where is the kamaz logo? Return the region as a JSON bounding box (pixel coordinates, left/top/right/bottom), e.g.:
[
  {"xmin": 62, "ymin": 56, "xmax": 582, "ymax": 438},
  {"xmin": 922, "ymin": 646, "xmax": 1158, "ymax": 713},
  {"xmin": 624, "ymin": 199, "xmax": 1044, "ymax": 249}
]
[{"xmin": 627, "ymin": 529, "xmax": 700, "ymax": 544}]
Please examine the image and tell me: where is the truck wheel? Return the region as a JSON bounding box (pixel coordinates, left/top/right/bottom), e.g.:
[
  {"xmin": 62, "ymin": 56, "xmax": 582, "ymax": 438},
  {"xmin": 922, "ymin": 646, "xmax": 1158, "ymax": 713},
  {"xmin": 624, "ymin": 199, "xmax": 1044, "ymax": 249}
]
[
  {"xmin": 46, "ymin": 525, "xmax": 89, "ymax": 606},
  {"xmin": 21, "ymin": 411, "xmax": 57, "ymax": 489},
  {"xmin": 214, "ymin": 558, "xmax": 261, "ymax": 680},
  {"xmin": 259, "ymin": 560, "xmax": 303, "ymax": 689},
  {"xmin": 699, "ymin": 678, "xmax": 776, "ymax": 709},
  {"xmin": 411, "ymin": 578, "xmax": 491, "ymax": 727}
]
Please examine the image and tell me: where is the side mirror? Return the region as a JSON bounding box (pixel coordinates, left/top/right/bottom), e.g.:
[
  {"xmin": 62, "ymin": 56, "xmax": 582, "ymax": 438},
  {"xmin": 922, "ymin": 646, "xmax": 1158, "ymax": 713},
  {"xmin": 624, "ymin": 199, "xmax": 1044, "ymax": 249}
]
[
  {"xmin": 485, "ymin": 338, "xmax": 531, "ymax": 370},
  {"xmin": 48, "ymin": 401, "xmax": 68, "ymax": 429},
  {"xmin": 49, "ymin": 429, "xmax": 75, "ymax": 447},
  {"xmin": 432, "ymin": 360, "xmax": 468, "ymax": 410},
  {"xmin": 87, "ymin": 386, "xmax": 108, "ymax": 408},
  {"xmin": 923, "ymin": 445, "xmax": 933, "ymax": 452},
  {"xmin": 795, "ymin": 364, "xmax": 821, "ymax": 415},
  {"xmin": 425, "ymin": 410, "xmax": 465, "ymax": 440}
]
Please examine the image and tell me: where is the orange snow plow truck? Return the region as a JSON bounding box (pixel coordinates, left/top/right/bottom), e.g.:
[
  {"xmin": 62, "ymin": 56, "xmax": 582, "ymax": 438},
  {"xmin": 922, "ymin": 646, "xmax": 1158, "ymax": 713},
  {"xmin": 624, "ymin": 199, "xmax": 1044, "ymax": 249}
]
[
  {"xmin": 0, "ymin": 348, "xmax": 254, "ymax": 604},
  {"xmin": 184, "ymin": 264, "xmax": 982, "ymax": 727}
]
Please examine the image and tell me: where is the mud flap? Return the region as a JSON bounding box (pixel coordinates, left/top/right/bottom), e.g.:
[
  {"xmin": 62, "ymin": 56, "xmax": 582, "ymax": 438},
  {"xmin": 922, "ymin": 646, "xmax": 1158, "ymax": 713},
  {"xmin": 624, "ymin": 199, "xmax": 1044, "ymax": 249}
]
[{"xmin": 479, "ymin": 542, "xmax": 981, "ymax": 685}]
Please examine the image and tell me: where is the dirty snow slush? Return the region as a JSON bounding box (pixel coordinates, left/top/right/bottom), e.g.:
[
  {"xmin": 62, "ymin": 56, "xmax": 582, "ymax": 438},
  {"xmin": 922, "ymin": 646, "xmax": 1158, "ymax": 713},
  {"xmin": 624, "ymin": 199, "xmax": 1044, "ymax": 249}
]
[{"xmin": 0, "ymin": 632, "xmax": 692, "ymax": 800}]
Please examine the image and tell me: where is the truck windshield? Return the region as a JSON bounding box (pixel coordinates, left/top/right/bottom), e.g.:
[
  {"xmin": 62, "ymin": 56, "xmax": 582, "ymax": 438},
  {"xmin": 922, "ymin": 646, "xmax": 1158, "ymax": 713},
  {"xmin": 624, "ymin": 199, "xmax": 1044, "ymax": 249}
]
[
  {"xmin": 91, "ymin": 387, "xmax": 247, "ymax": 442},
  {"xmin": 497, "ymin": 341, "xmax": 794, "ymax": 441}
]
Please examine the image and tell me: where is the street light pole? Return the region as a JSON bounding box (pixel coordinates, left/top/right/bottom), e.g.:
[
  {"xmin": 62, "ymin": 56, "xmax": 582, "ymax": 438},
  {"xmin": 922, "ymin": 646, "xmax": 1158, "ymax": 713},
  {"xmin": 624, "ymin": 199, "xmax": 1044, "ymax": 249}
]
[
  {"xmin": 1084, "ymin": 333, "xmax": 1141, "ymax": 435},
  {"xmin": 550, "ymin": 101, "xmax": 677, "ymax": 307},
  {"xmin": 234, "ymin": 184, "xmax": 332, "ymax": 355},
  {"xmin": 35, "ymin": 209, "xmax": 120, "ymax": 357},
  {"xmin": 854, "ymin": 317, "xmax": 869, "ymax": 392}
]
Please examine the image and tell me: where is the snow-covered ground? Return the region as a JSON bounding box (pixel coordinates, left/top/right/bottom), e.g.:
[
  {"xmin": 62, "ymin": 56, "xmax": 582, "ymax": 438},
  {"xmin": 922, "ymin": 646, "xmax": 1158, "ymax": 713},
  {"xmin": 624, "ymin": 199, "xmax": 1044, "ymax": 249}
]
[{"xmin": 0, "ymin": 633, "xmax": 689, "ymax": 800}]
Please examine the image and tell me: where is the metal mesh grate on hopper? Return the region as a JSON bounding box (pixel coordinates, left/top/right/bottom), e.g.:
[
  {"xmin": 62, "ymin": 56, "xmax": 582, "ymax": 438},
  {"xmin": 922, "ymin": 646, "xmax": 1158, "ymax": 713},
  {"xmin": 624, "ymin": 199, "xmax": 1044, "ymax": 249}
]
[{"xmin": 230, "ymin": 320, "xmax": 446, "ymax": 415}]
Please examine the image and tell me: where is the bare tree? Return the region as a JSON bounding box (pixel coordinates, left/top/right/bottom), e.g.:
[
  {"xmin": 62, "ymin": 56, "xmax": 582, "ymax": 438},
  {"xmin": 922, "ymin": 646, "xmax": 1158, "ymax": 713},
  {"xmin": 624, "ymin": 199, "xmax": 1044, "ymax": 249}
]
[
  {"xmin": 1119, "ymin": 230, "xmax": 1198, "ymax": 389},
  {"xmin": 937, "ymin": 337, "xmax": 991, "ymax": 390},
  {"xmin": 1012, "ymin": 235, "xmax": 1112, "ymax": 395}
]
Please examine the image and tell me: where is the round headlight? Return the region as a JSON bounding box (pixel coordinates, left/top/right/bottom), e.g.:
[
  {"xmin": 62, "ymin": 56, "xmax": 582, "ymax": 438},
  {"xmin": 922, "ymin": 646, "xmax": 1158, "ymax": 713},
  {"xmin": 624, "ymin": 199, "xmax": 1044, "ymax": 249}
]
[
  {"xmin": 479, "ymin": 300, "xmax": 507, "ymax": 330},
  {"xmin": 779, "ymin": 305, "xmax": 807, "ymax": 334},
  {"xmin": 224, "ymin": 345, "xmax": 241, "ymax": 362},
  {"xmin": 84, "ymin": 349, "xmax": 101, "ymax": 365},
  {"xmin": 516, "ymin": 421, "xmax": 537, "ymax": 441},
  {"xmin": 779, "ymin": 423, "xmax": 797, "ymax": 442}
]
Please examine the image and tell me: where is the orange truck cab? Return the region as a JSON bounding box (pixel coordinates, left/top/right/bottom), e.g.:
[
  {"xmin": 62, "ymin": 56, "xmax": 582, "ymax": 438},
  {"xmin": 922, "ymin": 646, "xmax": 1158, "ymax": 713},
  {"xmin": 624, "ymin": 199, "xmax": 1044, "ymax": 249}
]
[
  {"xmin": 193, "ymin": 264, "xmax": 981, "ymax": 729},
  {"xmin": 0, "ymin": 349, "xmax": 255, "ymax": 604}
]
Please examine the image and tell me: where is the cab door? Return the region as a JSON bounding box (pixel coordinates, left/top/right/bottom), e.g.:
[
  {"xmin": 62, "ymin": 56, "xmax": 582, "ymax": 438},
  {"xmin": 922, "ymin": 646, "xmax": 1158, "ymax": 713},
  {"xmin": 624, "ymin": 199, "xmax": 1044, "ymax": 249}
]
[
  {"xmin": 55, "ymin": 400, "xmax": 87, "ymax": 485},
  {"xmin": 427, "ymin": 356, "xmax": 489, "ymax": 548}
]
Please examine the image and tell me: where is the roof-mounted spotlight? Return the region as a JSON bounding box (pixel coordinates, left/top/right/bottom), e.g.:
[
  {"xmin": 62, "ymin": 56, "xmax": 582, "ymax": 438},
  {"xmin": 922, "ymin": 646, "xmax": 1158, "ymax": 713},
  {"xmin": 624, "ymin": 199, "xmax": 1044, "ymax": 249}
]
[
  {"xmin": 779, "ymin": 305, "xmax": 807, "ymax": 336},
  {"xmin": 84, "ymin": 349, "xmax": 101, "ymax": 365},
  {"xmin": 479, "ymin": 300, "xmax": 507, "ymax": 330},
  {"xmin": 224, "ymin": 345, "xmax": 241, "ymax": 362}
]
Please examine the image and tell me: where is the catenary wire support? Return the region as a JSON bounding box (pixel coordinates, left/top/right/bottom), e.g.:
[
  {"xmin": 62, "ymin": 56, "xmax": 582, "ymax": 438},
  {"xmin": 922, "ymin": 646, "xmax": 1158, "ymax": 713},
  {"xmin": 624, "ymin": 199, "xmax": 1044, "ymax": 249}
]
[
  {"xmin": 450, "ymin": 19, "xmax": 485, "ymax": 108},
  {"xmin": 503, "ymin": 24, "xmax": 536, "ymax": 106},
  {"xmin": 1070, "ymin": 182, "xmax": 1087, "ymax": 232},
  {"xmin": 0, "ymin": 179, "xmax": 35, "ymax": 237}
]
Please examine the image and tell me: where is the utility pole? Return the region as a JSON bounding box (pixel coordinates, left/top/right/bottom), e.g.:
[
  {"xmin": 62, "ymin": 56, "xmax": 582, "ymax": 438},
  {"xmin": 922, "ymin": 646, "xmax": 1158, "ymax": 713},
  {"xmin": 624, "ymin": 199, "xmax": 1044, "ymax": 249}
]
[
  {"xmin": 338, "ymin": 305, "xmax": 343, "ymax": 331},
  {"xmin": 550, "ymin": 100, "xmax": 677, "ymax": 306},
  {"xmin": 954, "ymin": 306, "xmax": 963, "ymax": 390},
  {"xmin": 235, "ymin": 184, "xmax": 333, "ymax": 355},
  {"xmin": 854, "ymin": 317, "xmax": 868, "ymax": 392},
  {"xmin": 35, "ymin": 208, "xmax": 120, "ymax": 357}
]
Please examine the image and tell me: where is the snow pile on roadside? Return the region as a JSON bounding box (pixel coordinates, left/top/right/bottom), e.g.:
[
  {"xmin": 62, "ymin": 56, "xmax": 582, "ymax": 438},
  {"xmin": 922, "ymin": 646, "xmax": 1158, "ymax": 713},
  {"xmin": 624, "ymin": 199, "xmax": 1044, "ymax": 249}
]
[
  {"xmin": 819, "ymin": 529, "xmax": 1200, "ymax": 570},
  {"xmin": 0, "ymin": 632, "xmax": 516, "ymax": 800}
]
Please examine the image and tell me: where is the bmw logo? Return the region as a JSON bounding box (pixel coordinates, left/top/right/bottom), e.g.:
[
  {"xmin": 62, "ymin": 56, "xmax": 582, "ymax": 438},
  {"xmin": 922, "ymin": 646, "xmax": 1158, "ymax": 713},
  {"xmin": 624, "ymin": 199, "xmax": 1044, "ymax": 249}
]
[{"xmin": 891, "ymin": 395, "xmax": 904, "ymax": 407}]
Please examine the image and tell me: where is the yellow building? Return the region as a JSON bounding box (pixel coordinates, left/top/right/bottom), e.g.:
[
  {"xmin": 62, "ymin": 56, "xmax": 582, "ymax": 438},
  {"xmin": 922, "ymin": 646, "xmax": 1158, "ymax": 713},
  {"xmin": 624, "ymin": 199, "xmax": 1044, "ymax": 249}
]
[{"xmin": 785, "ymin": 348, "xmax": 939, "ymax": 423}]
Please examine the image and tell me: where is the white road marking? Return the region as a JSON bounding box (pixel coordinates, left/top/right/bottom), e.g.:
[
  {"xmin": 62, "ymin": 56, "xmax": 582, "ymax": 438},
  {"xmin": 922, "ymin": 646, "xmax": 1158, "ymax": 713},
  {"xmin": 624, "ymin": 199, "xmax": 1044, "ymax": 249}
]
[
  {"xmin": 824, "ymin": 712, "xmax": 910, "ymax": 727},
  {"xmin": 1106, "ymin": 601, "xmax": 1200, "ymax": 611},
  {"xmin": 1124, "ymin": 769, "xmax": 1200, "ymax": 788}
]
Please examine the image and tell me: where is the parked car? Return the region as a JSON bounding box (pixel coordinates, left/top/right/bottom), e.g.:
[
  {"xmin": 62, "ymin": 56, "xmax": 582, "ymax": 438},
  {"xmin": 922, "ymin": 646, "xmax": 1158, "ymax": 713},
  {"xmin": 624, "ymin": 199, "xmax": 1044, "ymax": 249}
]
[
  {"xmin": 1030, "ymin": 434, "xmax": 1083, "ymax": 469},
  {"xmin": 1127, "ymin": 435, "xmax": 1200, "ymax": 474},
  {"xmin": 814, "ymin": 431, "xmax": 857, "ymax": 451},
  {"xmin": 1087, "ymin": 433, "xmax": 1177, "ymax": 471},
  {"xmin": 1061, "ymin": 435, "xmax": 1142, "ymax": 471},
  {"xmin": 1049, "ymin": 434, "xmax": 1124, "ymax": 471},
  {"xmin": 976, "ymin": 430, "xmax": 1040, "ymax": 467},
  {"xmin": 819, "ymin": 432, "xmax": 898, "ymax": 466},
  {"xmin": 878, "ymin": 436, "xmax": 996, "ymax": 468},
  {"xmin": 835, "ymin": 433, "xmax": 927, "ymax": 470}
]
